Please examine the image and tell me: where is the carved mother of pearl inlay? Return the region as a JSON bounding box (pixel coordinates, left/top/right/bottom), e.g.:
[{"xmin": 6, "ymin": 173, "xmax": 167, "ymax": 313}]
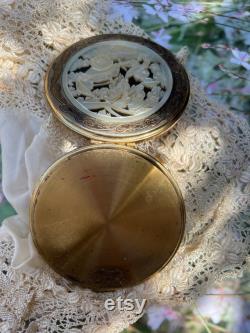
[{"xmin": 62, "ymin": 40, "xmax": 173, "ymax": 123}]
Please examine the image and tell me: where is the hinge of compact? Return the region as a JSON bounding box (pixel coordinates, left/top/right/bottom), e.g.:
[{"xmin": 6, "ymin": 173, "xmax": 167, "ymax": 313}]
[{"xmin": 90, "ymin": 140, "xmax": 136, "ymax": 148}]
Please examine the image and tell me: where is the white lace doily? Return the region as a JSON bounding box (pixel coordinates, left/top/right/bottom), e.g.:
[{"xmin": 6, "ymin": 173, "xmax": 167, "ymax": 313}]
[{"xmin": 0, "ymin": 1, "xmax": 249, "ymax": 332}]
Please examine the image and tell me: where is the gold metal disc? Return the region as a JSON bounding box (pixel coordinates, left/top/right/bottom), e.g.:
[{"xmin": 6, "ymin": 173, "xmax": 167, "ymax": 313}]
[{"xmin": 30, "ymin": 145, "xmax": 185, "ymax": 291}]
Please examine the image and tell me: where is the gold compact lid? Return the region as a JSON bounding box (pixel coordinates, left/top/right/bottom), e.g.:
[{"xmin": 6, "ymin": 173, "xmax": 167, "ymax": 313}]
[
  {"xmin": 31, "ymin": 145, "xmax": 185, "ymax": 291},
  {"xmin": 45, "ymin": 34, "xmax": 190, "ymax": 142}
]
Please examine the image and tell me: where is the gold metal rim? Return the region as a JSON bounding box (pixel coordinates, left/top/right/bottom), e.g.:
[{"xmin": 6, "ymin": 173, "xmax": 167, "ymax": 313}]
[
  {"xmin": 45, "ymin": 34, "xmax": 190, "ymax": 143},
  {"xmin": 30, "ymin": 144, "xmax": 186, "ymax": 291}
]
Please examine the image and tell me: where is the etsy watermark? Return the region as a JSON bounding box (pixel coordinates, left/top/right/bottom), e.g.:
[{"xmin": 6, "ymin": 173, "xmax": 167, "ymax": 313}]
[{"xmin": 104, "ymin": 297, "xmax": 147, "ymax": 315}]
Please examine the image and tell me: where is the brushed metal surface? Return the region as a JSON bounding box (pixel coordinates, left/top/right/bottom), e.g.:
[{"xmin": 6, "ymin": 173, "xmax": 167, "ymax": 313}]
[{"xmin": 30, "ymin": 145, "xmax": 185, "ymax": 291}]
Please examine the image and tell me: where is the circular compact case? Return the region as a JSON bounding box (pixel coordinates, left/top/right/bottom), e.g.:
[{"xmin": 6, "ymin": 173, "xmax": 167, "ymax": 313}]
[{"xmin": 30, "ymin": 34, "xmax": 190, "ymax": 291}]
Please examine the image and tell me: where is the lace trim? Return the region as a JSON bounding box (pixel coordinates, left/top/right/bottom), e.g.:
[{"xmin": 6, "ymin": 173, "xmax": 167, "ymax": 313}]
[{"xmin": 0, "ymin": 1, "xmax": 249, "ymax": 332}]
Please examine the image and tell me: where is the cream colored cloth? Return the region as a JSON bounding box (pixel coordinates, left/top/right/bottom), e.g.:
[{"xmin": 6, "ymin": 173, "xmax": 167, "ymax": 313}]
[
  {"xmin": 0, "ymin": 1, "xmax": 249, "ymax": 332},
  {"xmin": 0, "ymin": 110, "xmax": 54, "ymax": 272}
]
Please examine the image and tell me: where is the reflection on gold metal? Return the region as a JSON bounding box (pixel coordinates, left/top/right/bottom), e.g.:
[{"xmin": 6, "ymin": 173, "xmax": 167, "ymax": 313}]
[{"xmin": 30, "ymin": 145, "xmax": 185, "ymax": 291}]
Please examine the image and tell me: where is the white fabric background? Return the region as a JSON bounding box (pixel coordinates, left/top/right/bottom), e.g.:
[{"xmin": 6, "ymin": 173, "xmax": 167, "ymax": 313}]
[{"xmin": 0, "ymin": 111, "xmax": 55, "ymax": 272}]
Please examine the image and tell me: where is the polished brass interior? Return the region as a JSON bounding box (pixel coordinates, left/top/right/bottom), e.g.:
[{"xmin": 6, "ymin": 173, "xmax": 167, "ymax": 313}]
[{"xmin": 31, "ymin": 145, "xmax": 185, "ymax": 291}]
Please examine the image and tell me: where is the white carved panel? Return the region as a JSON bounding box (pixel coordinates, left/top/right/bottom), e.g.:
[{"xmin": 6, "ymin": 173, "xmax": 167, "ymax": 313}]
[{"xmin": 62, "ymin": 40, "xmax": 173, "ymax": 123}]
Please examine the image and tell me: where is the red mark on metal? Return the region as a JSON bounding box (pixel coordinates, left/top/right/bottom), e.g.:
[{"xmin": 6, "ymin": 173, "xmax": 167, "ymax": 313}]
[
  {"xmin": 80, "ymin": 174, "xmax": 96, "ymax": 182},
  {"xmin": 80, "ymin": 175, "xmax": 91, "ymax": 180}
]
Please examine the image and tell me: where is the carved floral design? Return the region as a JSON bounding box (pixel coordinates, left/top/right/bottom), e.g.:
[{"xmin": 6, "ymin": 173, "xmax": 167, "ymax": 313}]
[{"xmin": 65, "ymin": 45, "xmax": 170, "ymax": 119}]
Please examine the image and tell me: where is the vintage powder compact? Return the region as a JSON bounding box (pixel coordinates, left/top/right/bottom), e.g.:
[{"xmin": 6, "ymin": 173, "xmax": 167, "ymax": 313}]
[{"xmin": 30, "ymin": 34, "xmax": 189, "ymax": 291}]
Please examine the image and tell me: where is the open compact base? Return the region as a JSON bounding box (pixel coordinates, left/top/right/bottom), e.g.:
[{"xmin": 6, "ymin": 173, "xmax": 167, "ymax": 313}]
[{"xmin": 31, "ymin": 145, "xmax": 185, "ymax": 291}]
